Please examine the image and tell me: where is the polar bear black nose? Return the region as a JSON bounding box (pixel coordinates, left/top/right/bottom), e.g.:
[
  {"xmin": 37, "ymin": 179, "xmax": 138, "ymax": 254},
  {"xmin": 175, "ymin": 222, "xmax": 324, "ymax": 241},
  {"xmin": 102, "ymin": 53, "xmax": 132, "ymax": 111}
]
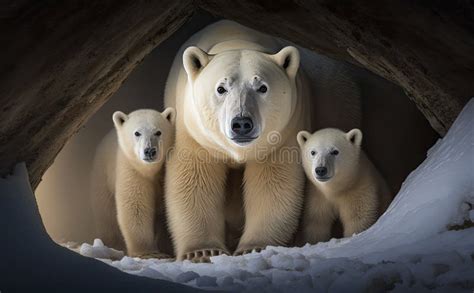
[
  {"xmin": 231, "ymin": 117, "xmax": 253, "ymax": 136},
  {"xmin": 144, "ymin": 147, "xmax": 157, "ymax": 158},
  {"xmin": 315, "ymin": 167, "xmax": 328, "ymax": 177}
]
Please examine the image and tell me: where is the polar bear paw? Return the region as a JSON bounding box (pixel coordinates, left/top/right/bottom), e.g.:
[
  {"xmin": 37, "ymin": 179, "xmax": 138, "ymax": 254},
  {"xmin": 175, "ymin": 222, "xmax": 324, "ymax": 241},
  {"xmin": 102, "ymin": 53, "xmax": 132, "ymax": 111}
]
[
  {"xmin": 136, "ymin": 251, "xmax": 173, "ymax": 260},
  {"xmin": 183, "ymin": 248, "xmax": 229, "ymax": 263},
  {"xmin": 233, "ymin": 246, "xmax": 264, "ymax": 256}
]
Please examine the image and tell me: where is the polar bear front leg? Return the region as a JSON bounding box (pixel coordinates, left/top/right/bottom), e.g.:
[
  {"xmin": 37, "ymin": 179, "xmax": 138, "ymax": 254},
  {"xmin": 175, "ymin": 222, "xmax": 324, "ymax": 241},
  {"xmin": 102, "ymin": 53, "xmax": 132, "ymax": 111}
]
[
  {"xmin": 235, "ymin": 160, "xmax": 305, "ymax": 255},
  {"xmin": 90, "ymin": 181, "xmax": 124, "ymax": 251},
  {"xmin": 339, "ymin": 194, "xmax": 378, "ymax": 238},
  {"xmin": 165, "ymin": 145, "xmax": 229, "ymax": 262},
  {"xmin": 302, "ymin": 184, "xmax": 337, "ymax": 244},
  {"xmin": 115, "ymin": 173, "xmax": 158, "ymax": 257}
]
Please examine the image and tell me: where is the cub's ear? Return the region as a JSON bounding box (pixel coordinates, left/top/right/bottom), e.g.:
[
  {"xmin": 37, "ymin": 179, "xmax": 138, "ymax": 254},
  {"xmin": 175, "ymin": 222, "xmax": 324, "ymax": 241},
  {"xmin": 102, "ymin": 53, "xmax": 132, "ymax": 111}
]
[
  {"xmin": 346, "ymin": 128, "xmax": 363, "ymax": 147},
  {"xmin": 112, "ymin": 111, "xmax": 128, "ymax": 128},
  {"xmin": 162, "ymin": 107, "xmax": 176, "ymax": 125},
  {"xmin": 271, "ymin": 46, "xmax": 300, "ymax": 79},
  {"xmin": 297, "ymin": 130, "xmax": 311, "ymax": 148},
  {"xmin": 183, "ymin": 46, "xmax": 211, "ymax": 81}
]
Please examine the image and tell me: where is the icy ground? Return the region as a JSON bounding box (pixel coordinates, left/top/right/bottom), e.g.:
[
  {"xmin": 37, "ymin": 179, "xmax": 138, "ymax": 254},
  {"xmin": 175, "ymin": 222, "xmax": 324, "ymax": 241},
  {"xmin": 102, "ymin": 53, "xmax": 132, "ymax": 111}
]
[{"xmin": 78, "ymin": 99, "xmax": 474, "ymax": 292}]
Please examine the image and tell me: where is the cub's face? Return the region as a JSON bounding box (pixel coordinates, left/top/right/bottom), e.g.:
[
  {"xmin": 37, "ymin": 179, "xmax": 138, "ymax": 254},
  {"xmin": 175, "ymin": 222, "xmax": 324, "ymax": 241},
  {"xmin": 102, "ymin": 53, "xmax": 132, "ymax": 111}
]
[
  {"xmin": 297, "ymin": 128, "xmax": 363, "ymax": 185},
  {"xmin": 183, "ymin": 46, "xmax": 300, "ymax": 159},
  {"xmin": 113, "ymin": 108, "xmax": 175, "ymax": 165}
]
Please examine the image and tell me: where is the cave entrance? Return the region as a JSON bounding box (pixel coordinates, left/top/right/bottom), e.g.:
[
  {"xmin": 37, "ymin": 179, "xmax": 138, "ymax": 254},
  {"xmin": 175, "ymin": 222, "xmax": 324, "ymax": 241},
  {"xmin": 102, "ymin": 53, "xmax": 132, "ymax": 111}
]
[
  {"xmin": 34, "ymin": 11, "xmax": 438, "ymax": 250},
  {"xmin": 3, "ymin": 2, "xmax": 473, "ymax": 291}
]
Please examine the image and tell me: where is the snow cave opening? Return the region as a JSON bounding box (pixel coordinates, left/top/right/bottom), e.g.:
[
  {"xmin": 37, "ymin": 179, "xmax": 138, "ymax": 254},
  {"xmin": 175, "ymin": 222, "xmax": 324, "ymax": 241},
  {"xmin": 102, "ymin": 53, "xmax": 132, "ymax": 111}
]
[{"xmin": 34, "ymin": 11, "xmax": 438, "ymax": 259}]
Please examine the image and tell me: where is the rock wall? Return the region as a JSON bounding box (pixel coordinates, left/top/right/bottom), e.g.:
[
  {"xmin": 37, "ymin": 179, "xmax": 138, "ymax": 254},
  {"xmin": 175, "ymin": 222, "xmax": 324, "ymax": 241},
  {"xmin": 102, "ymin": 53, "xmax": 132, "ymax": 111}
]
[
  {"xmin": 0, "ymin": 1, "xmax": 193, "ymax": 188},
  {"xmin": 1, "ymin": 1, "xmax": 472, "ymax": 187},
  {"xmin": 199, "ymin": 0, "xmax": 473, "ymax": 135}
]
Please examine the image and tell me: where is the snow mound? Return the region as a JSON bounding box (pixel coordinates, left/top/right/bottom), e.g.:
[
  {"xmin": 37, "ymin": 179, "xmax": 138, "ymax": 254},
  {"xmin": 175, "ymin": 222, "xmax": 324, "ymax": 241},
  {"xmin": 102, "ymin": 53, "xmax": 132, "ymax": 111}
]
[
  {"xmin": 79, "ymin": 98, "xmax": 474, "ymax": 292},
  {"xmin": 79, "ymin": 238, "xmax": 124, "ymax": 260}
]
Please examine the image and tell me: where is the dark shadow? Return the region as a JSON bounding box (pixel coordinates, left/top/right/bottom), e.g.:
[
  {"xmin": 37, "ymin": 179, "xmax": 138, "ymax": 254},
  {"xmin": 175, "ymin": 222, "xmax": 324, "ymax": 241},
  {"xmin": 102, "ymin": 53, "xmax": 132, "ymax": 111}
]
[{"xmin": 0, "ymin": 163, "xmax": 200, "ymax": 292}]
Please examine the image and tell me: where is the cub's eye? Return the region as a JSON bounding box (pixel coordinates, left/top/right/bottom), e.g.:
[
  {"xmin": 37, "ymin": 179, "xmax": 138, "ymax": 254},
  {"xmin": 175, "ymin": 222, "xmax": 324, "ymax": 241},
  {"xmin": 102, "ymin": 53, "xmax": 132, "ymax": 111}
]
[
  {"xmin": 310, "ymin": 150, "xmax": 316, "ymax": 156},
  {"xmin": 216, "ymin": 86, "xmax": 227, "ymax": 95},
  {"xmin": 134, "ymin": 131, "xmax": 141, "ymax": 137},
  {"xmin": 155, "ymin": 131, "xmax": 162, "ymax": 136},
  {"xmin": 257, "ymin": 85, "xmax": 267, "ymax": 93},
  {"xmin": 331, "ymin": 150, "xmax": 339, "ymax": 156}
]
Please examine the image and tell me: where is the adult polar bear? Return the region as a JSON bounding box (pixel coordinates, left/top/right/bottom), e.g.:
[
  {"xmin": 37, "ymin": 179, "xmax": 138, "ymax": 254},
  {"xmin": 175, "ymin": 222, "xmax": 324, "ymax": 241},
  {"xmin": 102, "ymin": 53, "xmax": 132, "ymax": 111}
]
[{"xmin": 164, "ymin": 20, "xmax": 361, "ymax": 261}]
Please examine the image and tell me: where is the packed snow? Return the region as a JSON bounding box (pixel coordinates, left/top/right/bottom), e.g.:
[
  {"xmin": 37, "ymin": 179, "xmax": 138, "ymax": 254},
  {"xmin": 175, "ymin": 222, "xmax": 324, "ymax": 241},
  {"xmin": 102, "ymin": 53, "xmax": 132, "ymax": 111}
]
[
  {"xmin": 78, "ymin": 239, "xmax": 125, "ymax": 260},
  {"xmin": 77, "ymin": 99, "xmax": 473, "ymax": 292}
]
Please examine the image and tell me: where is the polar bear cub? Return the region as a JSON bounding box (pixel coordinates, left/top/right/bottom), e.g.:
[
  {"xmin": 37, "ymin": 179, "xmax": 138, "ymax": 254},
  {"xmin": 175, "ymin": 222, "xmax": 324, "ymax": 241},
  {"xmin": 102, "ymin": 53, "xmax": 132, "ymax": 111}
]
[
  {"xmin": 90, "ymin": 108, "xmax": 175, "ymax": 258},
  {"xmin": 297, "ymin": 128, "xmax": 391, "ymax": 244}
]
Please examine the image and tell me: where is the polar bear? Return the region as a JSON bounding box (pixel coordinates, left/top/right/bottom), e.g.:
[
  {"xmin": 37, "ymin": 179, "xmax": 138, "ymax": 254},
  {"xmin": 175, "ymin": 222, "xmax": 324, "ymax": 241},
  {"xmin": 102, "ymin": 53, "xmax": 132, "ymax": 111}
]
[
  {"xmin": 297, "ymin": 128, "xmax": 391, "ymax": 244},
  {"xmin": 90, "ymin": 108, "xmax": 176, "ymax": 258},
  {"xmin": 163, "ymin": 20, "xmax": 363, "ymax": 262}
]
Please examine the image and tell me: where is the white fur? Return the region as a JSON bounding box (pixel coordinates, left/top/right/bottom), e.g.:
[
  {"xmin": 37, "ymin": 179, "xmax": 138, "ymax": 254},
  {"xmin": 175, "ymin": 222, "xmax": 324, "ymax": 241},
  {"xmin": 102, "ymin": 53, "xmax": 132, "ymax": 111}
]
[
  {"xmin": 163, "ymin": 20, "xmax": 362, "ymax": 261},
  {"xmin": 297, "ymin": 128, "xmax": 391, "ymax": 244},
  {"xmin": 90, "ymin": 109, "xmax": 175, "ymax": 257}
]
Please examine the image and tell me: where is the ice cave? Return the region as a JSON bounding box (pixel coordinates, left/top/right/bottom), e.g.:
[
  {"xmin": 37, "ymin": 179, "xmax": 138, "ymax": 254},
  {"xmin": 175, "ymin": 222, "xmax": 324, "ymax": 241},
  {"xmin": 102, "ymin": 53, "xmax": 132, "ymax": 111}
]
[{"xmin": 1, "ymin": 2, "xmax": 473, "ymax": 292}]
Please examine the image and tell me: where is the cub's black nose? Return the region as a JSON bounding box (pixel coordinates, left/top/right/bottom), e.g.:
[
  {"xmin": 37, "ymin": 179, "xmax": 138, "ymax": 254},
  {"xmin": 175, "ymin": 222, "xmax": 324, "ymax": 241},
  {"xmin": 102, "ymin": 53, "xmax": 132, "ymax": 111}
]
[
  {"xmin": 144, "ymin": 147, "xmax": 157, "ymax": 158},
  {"xmin": 231, "ymin": 117, "xmax": 253, "ymax": 136},
  {"xmin": 315, "ymin": 167, "xmax": 328, "ymax": 177}
]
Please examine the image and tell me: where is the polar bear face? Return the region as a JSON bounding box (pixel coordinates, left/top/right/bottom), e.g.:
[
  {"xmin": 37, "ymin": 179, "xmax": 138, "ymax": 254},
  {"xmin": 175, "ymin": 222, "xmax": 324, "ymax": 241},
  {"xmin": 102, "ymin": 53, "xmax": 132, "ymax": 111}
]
[
  {"xmin": 297, "ymin": 128, "xmax": 363, "ymax": 186},
  {"xmin": 182, "ymin": 46, "xmax": 300, "ymax": 159},
  {"xmin": 113, "ymin": 108, "xmax": 175, "ymax": 165}
]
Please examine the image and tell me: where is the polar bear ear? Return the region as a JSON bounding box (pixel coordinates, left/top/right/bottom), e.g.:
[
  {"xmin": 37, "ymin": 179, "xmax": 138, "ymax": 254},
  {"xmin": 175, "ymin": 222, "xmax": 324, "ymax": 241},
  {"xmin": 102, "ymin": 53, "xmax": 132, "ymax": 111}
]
[
  {"xmin": 112, "ymin": 111, "xmax": 128, "ymax": 128},
  {"xmin": 297, "ymin": 130, "xmax": 311, "ymax": 148},
  {"xmin": 346, "ymin": 128, "xmax": 363, "ymax": 147},
  {"xmin": 162, "ymin": 107, "xmax": 176, "ymax": 125},
  {"xmin": 183, "ymin": 46, "xmax": 211, "ymax": 80},
  {"xmin": 271, "ymin": 46, "xmax": 300, "ymax": 79}
]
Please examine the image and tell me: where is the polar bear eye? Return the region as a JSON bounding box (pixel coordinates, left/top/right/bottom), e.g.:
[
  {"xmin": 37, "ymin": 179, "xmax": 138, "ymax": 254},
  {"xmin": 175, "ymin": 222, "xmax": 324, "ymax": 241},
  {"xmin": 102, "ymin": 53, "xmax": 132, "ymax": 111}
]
[
  {"xmin": 134, "ymin": 131, "xmax": 141, "ymax": 137},
  {"xmin": 331, "ymin": 150, "xmax": 339, "ymax": 156},
  {"xmin": 155, "ymin": 131, "xmax": 162, "ymax": 136},
  {"xmin": 257, "ymin": 85, "xmax": 267, "ymax": 93},
  {"xmin": 216, "ymin": 86, "xmax": 227, "ymax": 95},
  {"xmin": 310, "ymin": 150, "xmax": 316, "ymax": 156}
]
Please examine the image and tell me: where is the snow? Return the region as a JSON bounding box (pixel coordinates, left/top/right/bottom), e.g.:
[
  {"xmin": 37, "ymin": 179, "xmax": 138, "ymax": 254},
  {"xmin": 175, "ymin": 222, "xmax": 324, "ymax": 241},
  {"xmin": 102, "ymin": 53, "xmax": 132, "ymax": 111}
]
[
  {"xmin": 79, "ymin": 239, "xmax": 124, "ymax": 260},
  {"xmin": 78, "ymin": 229, "xmax": 474, "ymax": 292},
  {"xmin": 72, "ymin": 98, "xmax": 474, "ymax": 292}
]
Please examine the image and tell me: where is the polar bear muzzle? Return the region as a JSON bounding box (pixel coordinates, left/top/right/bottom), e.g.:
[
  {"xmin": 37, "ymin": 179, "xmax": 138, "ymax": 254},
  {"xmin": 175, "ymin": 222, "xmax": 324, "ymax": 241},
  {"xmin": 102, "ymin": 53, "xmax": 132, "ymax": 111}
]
[
  {"xmin": 230, "ymin": 116, "xmax": 257, "ymax": 144},
  {"xmin": 313, "ymin": 157, "xmax": 335, "ymax": 182},
  {"xmin": 142, "ymin": 147, "xmax": 157, "ymax": 162},
  {"xmin": 135, "ymin": 135, "xmax": 160, "ymax": 164}
]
